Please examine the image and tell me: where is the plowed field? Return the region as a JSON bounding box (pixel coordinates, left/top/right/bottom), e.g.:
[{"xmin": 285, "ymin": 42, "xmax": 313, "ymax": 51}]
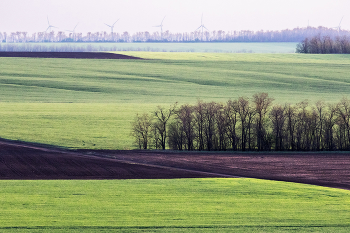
[
  {"xmin": 0, "ymin": 140, "xmax": 349, "ymax": 190},
  {"xmin": 0, "ymin": 52, "xmax": 142, "ymax": 59}
]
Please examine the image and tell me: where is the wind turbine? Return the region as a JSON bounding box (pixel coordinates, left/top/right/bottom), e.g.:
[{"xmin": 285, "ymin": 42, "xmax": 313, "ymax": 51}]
[
  {"xmin": 195, "ymin": 14, "xmax": 209, "ymax": 41},
  {"xmin": 105, "ymin": 19, "xmax": 119, "ymax": 41},
  {"xmin": 154, "ymin": 16, "xmax": 166, "ymax": 40},
  {"xmin": 66, "ymin": 23, "xmax": 79, "ymax": 41},
  {"xmin": 46, "ymin": 16, "xmax": 58, "ymax": 32},
  {"xmin": 105, "ymin": 19, "xmax": 120, "ymax": 34},
  {"xmin": 333, "ymin": 16, "xmax": 344, "ymax": 35}
]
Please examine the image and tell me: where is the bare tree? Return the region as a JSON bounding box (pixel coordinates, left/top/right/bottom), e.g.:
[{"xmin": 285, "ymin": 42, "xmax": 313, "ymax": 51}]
[
  {"xmin": 323, "ymin": 104, "xmax": 337, "ymax": 150},
  {"xmin": 285, "ymin": 104, "xmax": 297, "ymax": 150},
  {"xmin": 203, "ymin": 102, "xmax": 218, "ymax": 151},
  {"xmin": 270, "ymin": 105, "xmax": 286, "ymax": 150},
  {"xmin": 154, "ymin": 103, "xmax": 177, "ymax": 150},
  {"xmin": 131, "ymin": 113, "xmax": 153, "ymax": 149},
  {"xmin": 225, "ymin": 100, "xmax": 239, "ymax": 150},
  {"xmin": 215, "ymin": 103, "xmax": 228, "ymax": 150},
  {"xmin": 176, "ymin": 104, "xmax": 195, "ymax": 150},
  {"xmin": 237, "ymin": 97, "xmax": 250, "ymax": 151},
  {"xmin": 337, "ymin": 97, "xmax": 350, "ymax": 149},
  {"xmin": 194, "ymin": 100, "xmax": 206, "ymax": 150},
  {"xmin": 253, "ymin": 93, "xmax": 274, "ymax": 151}
]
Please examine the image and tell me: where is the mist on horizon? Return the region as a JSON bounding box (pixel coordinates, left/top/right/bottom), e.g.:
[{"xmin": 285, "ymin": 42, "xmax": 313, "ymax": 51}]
[{"xmin": 0, "ymin": 0, "xmax": 348, "ymax": 34}]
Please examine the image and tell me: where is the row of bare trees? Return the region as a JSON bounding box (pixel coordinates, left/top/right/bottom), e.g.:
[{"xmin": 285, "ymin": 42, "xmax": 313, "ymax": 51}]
[
  {"xmin": 2, "ymin": 26, "xmax": 349, "ymax": 43},
  {"xmin": 296, "ymin": 34, "xmax": 350, "ymax": 54},
  {"xmin": 132, "ymin": 94, "xmax": 350, "ymax": 151}
]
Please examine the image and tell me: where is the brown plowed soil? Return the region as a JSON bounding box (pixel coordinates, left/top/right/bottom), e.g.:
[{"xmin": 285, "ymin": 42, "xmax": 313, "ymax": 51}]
[
  {"xmin": 0, "ymin": 142, "xmax": 224, "ymax": 180},
  {"xmin": 1, "ymin": 140, "xmax": 350, "ymax": 190},
  {"xmin": 87, "ymin": 150, "xmax": 350, "ymax": 190},
  {"xmin": 0, "ymin": 52, "xmax": 143, "ymax": 59}
]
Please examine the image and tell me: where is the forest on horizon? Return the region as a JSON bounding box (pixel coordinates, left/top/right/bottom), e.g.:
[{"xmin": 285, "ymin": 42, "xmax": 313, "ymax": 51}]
[{"xmin": 1, "ymin": 26, "xmax": 349, "ymax": 43}]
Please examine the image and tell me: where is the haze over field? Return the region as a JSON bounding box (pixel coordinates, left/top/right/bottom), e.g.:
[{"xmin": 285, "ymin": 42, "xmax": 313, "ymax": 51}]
[{"xmin": 1, "ymin": 0, "xmax": 349, "ymax": 33}]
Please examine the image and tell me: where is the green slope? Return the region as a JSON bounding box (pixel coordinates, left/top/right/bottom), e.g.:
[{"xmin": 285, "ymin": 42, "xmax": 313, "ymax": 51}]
[
  {"xmin": 0, "ymin": 179, "xmax": 349, "ymax": 232},
  {"xmin": 0, "ymin": 53, "xmax": 350, "ymax": 148}
]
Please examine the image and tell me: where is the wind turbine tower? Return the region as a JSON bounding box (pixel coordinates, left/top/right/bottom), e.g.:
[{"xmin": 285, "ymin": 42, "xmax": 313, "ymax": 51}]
[
  {"xmin": 333, "ymin": 16, "xmax": 344, "ymax": 35},
  {"xmin": 195, "ymin": 14, "xmax": 209, "ymax": 41},
  {"xmin": 154, "ymin": 16, "xmax": 166, "ymax": 40},
  {"xmin": 105, "ymin": 19, "xmax": 120, "ymax": 41}
]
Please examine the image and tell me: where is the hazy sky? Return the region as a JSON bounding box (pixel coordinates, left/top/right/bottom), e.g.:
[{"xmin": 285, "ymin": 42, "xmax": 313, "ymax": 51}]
[{"xmin": 1, "ymin": 0, "xmax": 349, "ymax": 34}]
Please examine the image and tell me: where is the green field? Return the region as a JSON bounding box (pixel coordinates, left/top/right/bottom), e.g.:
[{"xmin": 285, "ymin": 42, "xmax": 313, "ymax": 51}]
[
  {"xmin": 1, "ymin": 53, "xmax": 350, "ymax": 149},
  {"xmin": 2, "ymin": 42, "xmax": 298, "ymax": 53},
  {"xmin": 1, "ymin": 53, "xmax": 350, "ymax": 233},
  {"xmin": 0, "ymin": 178, "xmax": 349, "ymax": 232}
]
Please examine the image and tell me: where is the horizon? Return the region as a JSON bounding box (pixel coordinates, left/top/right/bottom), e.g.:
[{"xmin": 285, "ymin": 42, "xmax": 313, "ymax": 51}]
[{"xmin": 1, "ymin": 0, "xmax": 349, "ymax": 34}]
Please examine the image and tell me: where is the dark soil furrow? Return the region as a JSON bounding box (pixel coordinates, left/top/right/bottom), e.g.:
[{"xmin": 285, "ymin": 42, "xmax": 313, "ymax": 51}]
[
  {"xmin": 0, "ymin": 52, "xmax": 143, "ymax": 60},
  {"xmin": 0, "ymin": 139, "xmax": 350, "ymax": 190}
]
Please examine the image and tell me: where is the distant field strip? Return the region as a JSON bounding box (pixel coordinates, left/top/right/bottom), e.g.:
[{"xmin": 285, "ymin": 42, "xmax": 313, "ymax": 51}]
[
  {"xmin": 0, "ymin": 54, "xmax": 350, "ymax": 149},
  {"xmin": 0, "ymin": 42, "xmax": 298, "ymax": 53},
  {"xmin": 0, "ymin": 179, "xmax": 349, "ymax": 232}
]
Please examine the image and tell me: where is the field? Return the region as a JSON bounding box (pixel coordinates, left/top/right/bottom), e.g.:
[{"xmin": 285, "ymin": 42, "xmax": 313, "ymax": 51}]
[
  {"xmin": 1, "ymin": 42, "xmax": 298, "ymax": 53},
  {"xmin": 0, "ymin": 137, "xmax": 350, "ymax": 232},
  {"xmin": 0, "ymin": 53, "xmax": 350, "ymax": 149},
  {"xmin": 1, "ymin": 179, "xmax": 350, "ymax": 232},
  {"xmin": 1, "ymin": 52, "xmax": 350, "ymax": 232}
]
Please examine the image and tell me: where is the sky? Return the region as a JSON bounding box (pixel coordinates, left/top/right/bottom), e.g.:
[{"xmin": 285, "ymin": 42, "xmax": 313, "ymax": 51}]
[{"xmin": 1, "ymin": 0, "xmax": 349, "ymax": 34}]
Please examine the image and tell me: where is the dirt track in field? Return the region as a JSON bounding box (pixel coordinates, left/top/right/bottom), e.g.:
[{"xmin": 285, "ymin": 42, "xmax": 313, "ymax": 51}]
[
  {"xmin": 0, "ymin": 139, "xmax": 349, "ymax": 190},
  {"xmin": 0, "ymin": 52, "xmax": 143, "ymax": 59}
]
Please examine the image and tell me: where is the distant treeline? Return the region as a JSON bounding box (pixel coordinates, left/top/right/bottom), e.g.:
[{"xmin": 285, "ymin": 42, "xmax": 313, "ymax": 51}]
[
  {"xmin": 132, "ymin": 94, "xmax": 350, "ymax": 151},
  {"xmin": 1, "ymin": 26, "xmax": 349, "ymax": 43},
  {"xmin": 296, "ymin": 34, "xmax": 350, "ymax": 54}
]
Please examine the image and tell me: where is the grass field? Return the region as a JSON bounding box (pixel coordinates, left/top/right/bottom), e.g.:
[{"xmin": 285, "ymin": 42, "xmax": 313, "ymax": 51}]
[
  {"xmin": 0, "ymin": 178, "xmax": 349, "ymax": 232},
  {"xmin": 1, "ymin": 53, "xmax": 350, "ymax": 149},
  {"xmin": 1, "ymin": 42, "xmax": 298, "ymax": 53}
]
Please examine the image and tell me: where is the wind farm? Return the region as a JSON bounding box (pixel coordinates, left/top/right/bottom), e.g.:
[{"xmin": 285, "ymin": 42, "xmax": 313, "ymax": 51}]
[{"xmin": 1, "ymin": 1, "xmax": 350, "ymax": 232}]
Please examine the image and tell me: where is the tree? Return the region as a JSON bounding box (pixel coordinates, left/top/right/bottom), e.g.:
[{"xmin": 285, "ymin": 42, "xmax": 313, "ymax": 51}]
[
  {"xmin": 269, "ymin": 105, "xmax": 286, "ymax": 150},
  {"xmin": 296, "ymin": 37, "xmax": 309, "ymax": 53},
  {"xmin": 194, "ymin": 100, "xmax": 206, "ymax": 150},
  {"xmin": 131, "ymin": 113, "xmax": 153, "ymax": 149},
  {"xmin": 154, "ymin": 103, "xmax": 177, "ymax": 150},
  {"xmin": 323, "ymin": 104, "xmax": 337, "ymax": 150},
  {"xmin": 203, "ymin": 102, "xmax": 218, "ymax": 151},
  {"xmin": 253, "ymin": 93, "xmax": 274, "ymax": 151},
  {"xmin": 225, "ymin": 100, "xmax": 239, "ymax": 150},
  {"xmin": 337, "ymin": 97, "xmax": 350, "ymax": 149},
  {"xmin": 285, "ymin": 103, "xmax": 297, "ymax": 150},
  {"xmin": 237, "ymin": 97, "xmax": 251, "ymax": 151},
  {"xmin": 176, "ymin": 104, "xmax": 196, "ymax": 151}
]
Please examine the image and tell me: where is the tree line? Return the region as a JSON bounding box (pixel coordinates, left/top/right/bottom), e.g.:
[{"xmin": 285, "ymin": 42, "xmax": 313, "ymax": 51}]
[
  {"xmin": 296, "ymin": 34, "xmax": 350, "ymax": 54},
  {"xmin": 1, "ymin": 26, "xmax": 349, "ymax": 43},
  {"xmin": 132, "ymin": 94, "xmax": 350, "ymax": 151}
]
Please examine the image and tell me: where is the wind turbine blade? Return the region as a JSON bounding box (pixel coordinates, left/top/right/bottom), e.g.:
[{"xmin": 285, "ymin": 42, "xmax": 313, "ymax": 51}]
[
  {"xmin": 105, "ymin": 23, "xmax": 112, "ymax": 27},
  {"xmin": 112, "ymin": 19, "xmax": 120, "ymax": 26},
  {"xmin": 339, "ymin": 16, "xmax": 344, "ymax": 27},
  {"xmin": 47, "ymin": 16, "xmax": 50, "ymax": 25},
  {"xmin": 203, "ymin": 26, "xmax": 209, "ymax": 31},
  {"xmin": 195, "ymin": 25, "xmax": 202, "ymax": 31},
  {"xmin": 161, "ymin": 16, "xmax": 166, "ymax": 24},
  {"xmin": 45, "ymin": 26, "xmax": 50, "ymax": 32},
  {"xmin": 73, "ymin": 23, "xmax": 79, "ymax": 31}
]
